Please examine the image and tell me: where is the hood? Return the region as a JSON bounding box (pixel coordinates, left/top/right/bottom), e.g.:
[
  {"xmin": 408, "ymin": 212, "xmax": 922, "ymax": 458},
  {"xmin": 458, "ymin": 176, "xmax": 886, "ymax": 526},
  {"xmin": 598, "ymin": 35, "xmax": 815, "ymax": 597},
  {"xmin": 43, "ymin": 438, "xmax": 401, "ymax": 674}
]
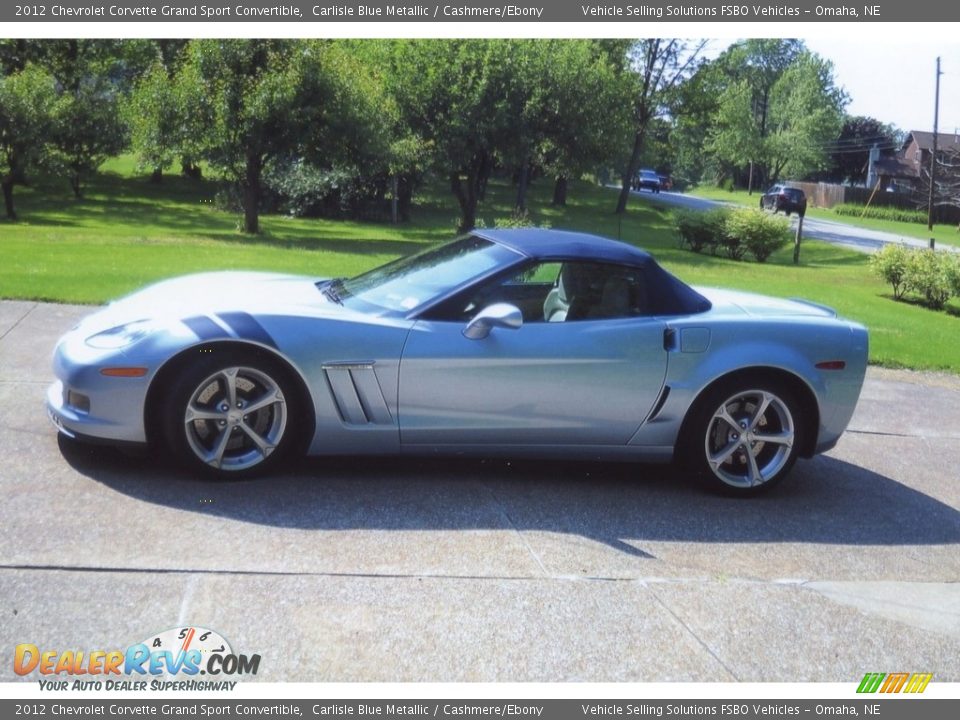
[
  {"xmin": 75, "ymin": 271, "xmax": 338, "ymax": 336},
  {"xmin": 694, "ymin": 287, "xmax": 837, "ymax": 319}
]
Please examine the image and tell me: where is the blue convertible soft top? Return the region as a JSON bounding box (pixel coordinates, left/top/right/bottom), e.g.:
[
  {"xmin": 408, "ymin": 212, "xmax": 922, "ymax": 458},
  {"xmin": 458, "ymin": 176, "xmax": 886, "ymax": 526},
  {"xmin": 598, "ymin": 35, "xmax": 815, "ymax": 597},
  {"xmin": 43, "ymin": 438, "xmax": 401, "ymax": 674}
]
[
  {"xmin": 475, "ymin": 227, "xmax": 656, "ymax": 266},
  {"xmin": 474, "ymin": 228, "xmax": 711, "ymax": 316}
]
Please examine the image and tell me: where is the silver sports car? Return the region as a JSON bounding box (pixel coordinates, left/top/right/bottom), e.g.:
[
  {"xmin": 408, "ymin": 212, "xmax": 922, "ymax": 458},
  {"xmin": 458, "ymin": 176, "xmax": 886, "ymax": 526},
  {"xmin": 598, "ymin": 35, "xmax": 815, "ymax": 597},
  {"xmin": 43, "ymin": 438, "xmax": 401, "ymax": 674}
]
[{"xmin": 47, "ymin": 229, "xmax": 868, "ymax": 495}]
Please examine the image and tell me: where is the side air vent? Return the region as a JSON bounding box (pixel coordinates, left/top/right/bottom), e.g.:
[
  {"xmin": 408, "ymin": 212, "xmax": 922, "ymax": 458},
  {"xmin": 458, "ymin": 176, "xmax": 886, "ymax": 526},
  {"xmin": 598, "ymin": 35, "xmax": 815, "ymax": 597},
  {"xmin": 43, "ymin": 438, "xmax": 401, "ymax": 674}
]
[
  {"xmin": 645, "ymin": 386, "xmax": 671, "ymax": 423},
  {"xmin": 322, "ymin": 363, "xmax": 393, "ymax": 426}
]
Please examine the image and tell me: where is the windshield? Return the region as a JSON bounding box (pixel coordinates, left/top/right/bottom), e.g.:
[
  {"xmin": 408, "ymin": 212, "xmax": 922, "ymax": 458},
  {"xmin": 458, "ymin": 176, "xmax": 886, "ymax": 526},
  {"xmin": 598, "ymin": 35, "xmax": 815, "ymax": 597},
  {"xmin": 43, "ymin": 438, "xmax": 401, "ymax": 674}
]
[{"xmin": 327, "ymin": 235, "xmax": 521, "ymax": 315}]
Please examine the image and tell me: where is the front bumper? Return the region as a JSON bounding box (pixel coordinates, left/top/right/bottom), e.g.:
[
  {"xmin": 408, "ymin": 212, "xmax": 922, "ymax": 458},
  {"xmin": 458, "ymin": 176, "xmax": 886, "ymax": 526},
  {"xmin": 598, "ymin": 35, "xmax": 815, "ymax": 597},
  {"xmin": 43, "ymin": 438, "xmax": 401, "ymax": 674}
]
[{"xmin": 46, "ymin": 337, "xmax": 153, "ymax": 444}]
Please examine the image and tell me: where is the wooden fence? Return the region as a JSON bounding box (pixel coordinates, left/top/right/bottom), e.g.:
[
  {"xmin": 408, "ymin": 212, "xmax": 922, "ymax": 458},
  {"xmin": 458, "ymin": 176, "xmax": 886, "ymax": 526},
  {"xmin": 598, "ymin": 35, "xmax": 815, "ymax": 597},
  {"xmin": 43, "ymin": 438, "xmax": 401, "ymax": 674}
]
[{"xmin": 784, "ymin": 180, "xmax": 960, "ymax": 223}]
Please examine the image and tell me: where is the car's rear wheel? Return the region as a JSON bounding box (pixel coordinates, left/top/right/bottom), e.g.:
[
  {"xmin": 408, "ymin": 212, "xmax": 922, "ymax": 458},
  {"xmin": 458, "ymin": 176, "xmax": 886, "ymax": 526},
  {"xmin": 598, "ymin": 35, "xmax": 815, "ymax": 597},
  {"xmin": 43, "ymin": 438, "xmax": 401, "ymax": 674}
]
[
  {"xmin": 684, "ymin": 380, "xmax": 804, "ymax": 496},
  {"xmin": 162, "ymin": 352, "xmax": 301, "ymax": 477}
]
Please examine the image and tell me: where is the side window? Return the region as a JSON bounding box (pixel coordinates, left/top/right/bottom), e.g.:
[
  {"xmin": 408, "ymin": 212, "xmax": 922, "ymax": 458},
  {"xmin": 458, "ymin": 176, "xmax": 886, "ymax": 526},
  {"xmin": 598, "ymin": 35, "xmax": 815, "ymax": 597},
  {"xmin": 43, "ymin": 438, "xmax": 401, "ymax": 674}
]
[
  {"xmin": 546, "ymin": 262, "xmax": 649, "ymax": 322},
  {"xmin": 422, "ymin": 262, "xmax": 560, "ymax": 323},
  {"xmin": 422, "ymin": 261, "xmax": 649, "ymax": 323},
  {"xmin": 462, "ymin": 262, "xmax": 561, "ymax": 323}
]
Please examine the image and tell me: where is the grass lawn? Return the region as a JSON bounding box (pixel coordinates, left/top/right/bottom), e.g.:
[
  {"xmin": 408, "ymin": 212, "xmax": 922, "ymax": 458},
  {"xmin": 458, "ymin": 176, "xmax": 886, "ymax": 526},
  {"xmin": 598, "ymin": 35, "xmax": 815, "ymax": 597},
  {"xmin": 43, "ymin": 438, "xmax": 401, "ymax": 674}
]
[
  {"xmin": 689, "ymin": 184, "xmax": 960, "ymax": 249},
  {"xmin": 2, "ymin": 158, "xmax": 959, "ymax": 372}
]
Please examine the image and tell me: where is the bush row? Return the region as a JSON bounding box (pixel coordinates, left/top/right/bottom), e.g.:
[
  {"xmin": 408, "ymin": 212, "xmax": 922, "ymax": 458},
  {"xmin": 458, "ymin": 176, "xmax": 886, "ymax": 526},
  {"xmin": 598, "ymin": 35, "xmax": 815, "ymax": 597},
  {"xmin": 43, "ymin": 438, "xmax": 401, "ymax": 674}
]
[
  {"xmin": 832, "ymin": 203, "xmax": 928, "ymax": 225},
  {"xmin": 675, "ymin": 208, "xmax": 791, "ymax": 263},
  {"xmin": 870, "ymin": 243, "xmax": 960, "ymax": 310}
]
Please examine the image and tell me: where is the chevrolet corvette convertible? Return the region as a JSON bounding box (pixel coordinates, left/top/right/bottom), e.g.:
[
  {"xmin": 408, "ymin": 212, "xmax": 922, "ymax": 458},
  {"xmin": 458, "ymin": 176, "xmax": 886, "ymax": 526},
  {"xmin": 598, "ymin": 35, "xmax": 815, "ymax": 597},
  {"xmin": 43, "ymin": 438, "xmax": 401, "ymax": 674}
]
[{"xmin": 47, "ymin": 229, "xmax": 868, "ymax": 495}]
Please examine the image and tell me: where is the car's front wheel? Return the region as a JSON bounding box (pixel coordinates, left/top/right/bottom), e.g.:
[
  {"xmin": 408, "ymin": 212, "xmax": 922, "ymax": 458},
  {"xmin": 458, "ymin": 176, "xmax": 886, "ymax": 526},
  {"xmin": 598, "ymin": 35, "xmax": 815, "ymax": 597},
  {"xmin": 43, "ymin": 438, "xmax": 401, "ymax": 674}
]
[
  {"xmin": 684, "ymin": 380, "xmax": 805, "ymax": 495},
  {"xmin": 162, "ymin": 352, "xmax": 302, "ymax": 477}
]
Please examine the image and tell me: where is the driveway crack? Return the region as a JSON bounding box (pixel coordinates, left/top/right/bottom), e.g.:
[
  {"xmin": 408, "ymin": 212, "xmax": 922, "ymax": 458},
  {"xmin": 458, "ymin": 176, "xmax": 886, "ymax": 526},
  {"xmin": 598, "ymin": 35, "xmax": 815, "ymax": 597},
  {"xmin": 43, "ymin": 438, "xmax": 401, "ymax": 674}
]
[
  {"xmin": 0, "ymin": 303, "xmax": 38, "ymax": 342},
  {"xmin": 646, "ymin": 584, "xmax": 740, "ymax": 681},
  {"xmin": 479, "ymin": 481, "xmax": 549, "ymax": 577}
]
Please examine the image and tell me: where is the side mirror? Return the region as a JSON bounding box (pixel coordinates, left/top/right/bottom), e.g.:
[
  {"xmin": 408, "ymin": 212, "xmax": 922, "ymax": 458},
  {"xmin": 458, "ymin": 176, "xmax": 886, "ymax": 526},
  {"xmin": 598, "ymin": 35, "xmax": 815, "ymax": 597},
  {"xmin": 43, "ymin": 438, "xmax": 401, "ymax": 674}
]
[{"xmin": 463, "ymin": 303, "xmax": 523, "ymax": 340}]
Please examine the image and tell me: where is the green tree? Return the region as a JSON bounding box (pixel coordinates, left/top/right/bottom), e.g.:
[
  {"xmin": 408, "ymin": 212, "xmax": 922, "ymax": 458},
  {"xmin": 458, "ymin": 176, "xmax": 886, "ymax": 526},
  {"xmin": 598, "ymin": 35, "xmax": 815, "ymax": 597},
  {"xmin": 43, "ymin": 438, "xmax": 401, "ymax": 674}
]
[
  {"xmin": 0, "ymin": 64, "xmax": 57, "ymax": 219},
  {"xmin": 0, "ymin": 39, "xmax": 40, "ymax": 74},
  {"xmin": 33, "ymin": 41, "xmax": 134, "ymax": 198},
  {"xmin": 615, "ymin": 39, "xmax": 706, "ymax": 214},
  {"xmin": 705, "ymin": 79, "xmax": 762, "ymax": 189},
  {"xmin": 707, "ymin": 40, "xmax": 805, "ymax": 190},
  {"xmin": 526, "ymin": 40, "xmax": 632, "ymax": 208},
  {"xmin": 48, "ymin": 74, "xmax": 127, "ymax": 198},
  {"xmin": 667, "ymin": 59, "xmax": 729, "ymax": 188},
  {"xmin": 764, "ymin": 53, "xmax": 847, "ymax": 182},
  {"xmin": 825, "ymin": 115, "xmax": 900, "ymax": 184},
  {"xmin": 124, "ymin": 60, "xmax": 206, "ymax": 183},
  {"xmin": 702, "ymin": 43, "xmax": 846, "ymax": 189},
  {"xmin": 182, "ymin": 39, "xmax": 385, "ymax": 234},
  {"xmin": 388, "ymin": 40, "xmax": 514, "ymax": 232},
  {"xmin": 375, "ymin": 39, "xmax": 630, "ymax": 226},
  {"xmin": 702, "ymin": 41, "xmax": 847, "ymax": 189}
]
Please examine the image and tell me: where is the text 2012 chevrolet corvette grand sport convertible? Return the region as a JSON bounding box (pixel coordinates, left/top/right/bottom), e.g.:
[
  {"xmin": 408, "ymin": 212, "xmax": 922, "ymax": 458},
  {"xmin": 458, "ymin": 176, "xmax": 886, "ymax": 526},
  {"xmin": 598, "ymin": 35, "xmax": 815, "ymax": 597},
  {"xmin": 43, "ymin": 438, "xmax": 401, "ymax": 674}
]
[{"xmin": 47, "ymin": 229, "xmax": 868, "ymax": 495}]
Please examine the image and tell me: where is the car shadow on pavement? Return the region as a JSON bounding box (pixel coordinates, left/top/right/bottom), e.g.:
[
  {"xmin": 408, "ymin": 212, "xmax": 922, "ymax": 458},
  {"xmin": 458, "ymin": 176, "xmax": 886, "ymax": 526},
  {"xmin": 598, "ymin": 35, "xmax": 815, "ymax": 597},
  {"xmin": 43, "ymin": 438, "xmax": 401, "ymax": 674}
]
[{"xmin": 58, "ymin": 436, "xmax": 960, "ymax": 556}]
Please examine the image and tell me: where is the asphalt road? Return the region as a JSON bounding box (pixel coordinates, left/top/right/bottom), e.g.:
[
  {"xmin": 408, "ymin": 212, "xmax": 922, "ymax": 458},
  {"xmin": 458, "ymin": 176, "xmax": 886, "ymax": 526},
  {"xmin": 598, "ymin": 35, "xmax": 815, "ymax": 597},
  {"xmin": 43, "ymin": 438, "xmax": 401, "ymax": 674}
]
[
  {"xmin": 632, "ymin": 189, "xmax": 951, "ymax": 254},
  {"xmin": 2, "ymin": 301, "xmax": 959, "ymax": 682}
]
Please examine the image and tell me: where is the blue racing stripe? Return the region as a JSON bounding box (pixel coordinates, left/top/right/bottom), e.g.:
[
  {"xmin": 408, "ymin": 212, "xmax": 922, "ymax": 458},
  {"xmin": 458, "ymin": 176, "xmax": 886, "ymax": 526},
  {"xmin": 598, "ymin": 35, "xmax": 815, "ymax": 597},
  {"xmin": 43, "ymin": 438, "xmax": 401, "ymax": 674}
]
[
  {"xmin": 216, "ymin": 312, "xmax": 276, "ymax": 348},
  {"xmin": 183, "ymin": 315, "xmax": 230, "ymax": 341}
]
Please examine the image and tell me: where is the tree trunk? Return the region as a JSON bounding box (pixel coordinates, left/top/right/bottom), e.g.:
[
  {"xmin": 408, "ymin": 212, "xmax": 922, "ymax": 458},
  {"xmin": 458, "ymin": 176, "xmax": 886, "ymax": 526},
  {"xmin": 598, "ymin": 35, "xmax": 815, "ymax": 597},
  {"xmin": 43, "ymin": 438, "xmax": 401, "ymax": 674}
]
[
  {"xmin": 150, "ymin": 167, "xmax": 163, "ymax": 184},
  {"xmin": 243, "ymin": 153, "xmax": 262, "ymax": 235},
  {"xmin": 515, "ymin": 159, "xmax": 530, "ymax": 213},
  {"xmin": 397, "ymin": 175, "xmax": 413, "ymax": 222},
  {"xmin": 390, "ymin": 175, "xmax": 398, "ymax": 224},
  {"xmin": 616, "ymin": 129, "xmax": 646, "ymax": 214},
  {"xmin": 450, "ymin": 172, "xmax": 478, "ymax": 233},
  {"xmin": 552, "ymin": 176, "xmax": 568, "ymax": 206},
  {"xmin": 70, "ymin": 172, "xmax": 82, "ymax": 199},
  {"xmin": 2, "ymin": 177, "xmax": 16, "ymax": 220},
  {"xmin": 181, "ymin": 159, "xmax": 202, "ymax": 179},
  {"xmin": 476, "ymin": 153, "xmax": 491, "ymax": 202}
]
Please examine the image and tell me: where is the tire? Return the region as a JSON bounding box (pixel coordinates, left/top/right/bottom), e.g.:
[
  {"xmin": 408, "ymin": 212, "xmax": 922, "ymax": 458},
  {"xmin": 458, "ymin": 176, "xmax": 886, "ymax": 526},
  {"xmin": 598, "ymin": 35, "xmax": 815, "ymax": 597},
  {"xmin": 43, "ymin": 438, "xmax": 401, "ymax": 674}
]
[
  {"xmin": 161, "ymin": 350, "xmax": 303, "ymax": 478},
  {"xmin": 681, "ymin": 379, "xmax": 805, "ymax": 496}
]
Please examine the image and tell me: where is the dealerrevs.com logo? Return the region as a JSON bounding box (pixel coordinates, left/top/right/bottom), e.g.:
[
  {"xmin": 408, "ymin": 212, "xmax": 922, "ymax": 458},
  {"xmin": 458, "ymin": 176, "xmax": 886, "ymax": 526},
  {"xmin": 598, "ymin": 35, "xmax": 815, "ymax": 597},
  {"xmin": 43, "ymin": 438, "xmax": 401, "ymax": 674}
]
[
  {"xmin": 14, "ymin": 626, "xmax": 260, "ymax": 691},
  {"xmin": 857, "ymin": 673, "xmax": 933, "ymax": 694}
]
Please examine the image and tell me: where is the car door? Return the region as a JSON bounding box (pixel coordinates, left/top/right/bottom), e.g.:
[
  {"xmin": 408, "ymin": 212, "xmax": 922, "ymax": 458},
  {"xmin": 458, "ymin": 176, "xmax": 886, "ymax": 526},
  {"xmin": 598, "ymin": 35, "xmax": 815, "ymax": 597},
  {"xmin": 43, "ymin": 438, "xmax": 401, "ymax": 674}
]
[{"xmin": 397, "ymin": 261, "xmax": 669, "ymax": 447}]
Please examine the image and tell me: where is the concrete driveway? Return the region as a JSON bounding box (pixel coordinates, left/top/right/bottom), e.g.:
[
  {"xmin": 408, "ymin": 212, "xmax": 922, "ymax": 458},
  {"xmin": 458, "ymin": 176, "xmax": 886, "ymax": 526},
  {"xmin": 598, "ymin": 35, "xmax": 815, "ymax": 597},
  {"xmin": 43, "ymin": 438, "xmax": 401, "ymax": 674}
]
[{"xmin": 1, "ymin": 301, "xmax": 959, "ymax": 682}]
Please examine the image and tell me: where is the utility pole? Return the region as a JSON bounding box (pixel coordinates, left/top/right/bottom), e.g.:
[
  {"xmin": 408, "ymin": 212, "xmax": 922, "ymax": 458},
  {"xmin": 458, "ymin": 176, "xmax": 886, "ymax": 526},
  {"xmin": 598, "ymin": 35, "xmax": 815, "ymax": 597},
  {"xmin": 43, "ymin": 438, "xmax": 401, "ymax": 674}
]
[
  {"xmin": 793, "ymin": 213, "xmax": 804, "ymax": 265},
  {"xmin": 927, "ymin": 57, "xmax": 942, "ymax": 233}
]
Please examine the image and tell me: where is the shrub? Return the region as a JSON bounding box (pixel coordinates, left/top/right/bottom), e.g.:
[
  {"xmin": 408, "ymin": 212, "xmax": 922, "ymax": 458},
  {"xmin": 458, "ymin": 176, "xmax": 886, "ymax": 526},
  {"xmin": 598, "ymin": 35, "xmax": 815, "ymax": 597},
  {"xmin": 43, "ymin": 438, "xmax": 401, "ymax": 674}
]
[
  {"xmin": 832, "ymin": 203, "xmax": 927, "ymax": 224},
  {"xmin": 869, "ymin": 243, "xmax": 911, "ymax": 299},
  {"xmin": 264, "ymin": 160, "xmax": 388, "ymax": 220},
  {"xmin": 675, "ymin": 208, "xmax": 728, "ymax": 253},
  {"xmin": 905, "ymin": 249, "xmax": 952, "ymax": 310},
  {"xmin": 716, "ymin": 231, "xmax": 746, "ymax": 260},
  {"xmin": 494, "ymin": 209, "xmax": 550, "ymax": 229},
  {"xmin": 724, "ymin": 208, "xmax": 790, "ymax": 262},
  {"xmin": 946, "ymin": 253, "xmax": 960, "ymax": 297}
]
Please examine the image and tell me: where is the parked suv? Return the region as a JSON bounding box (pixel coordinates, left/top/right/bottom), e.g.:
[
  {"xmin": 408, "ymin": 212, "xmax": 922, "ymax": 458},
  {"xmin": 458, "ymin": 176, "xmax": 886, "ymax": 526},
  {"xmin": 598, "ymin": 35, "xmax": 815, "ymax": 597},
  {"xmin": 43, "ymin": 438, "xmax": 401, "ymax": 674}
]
[
  {"xmin": 761, "ymin": 185, "xmax": 807, "ymax": 216},
  {"xmin": 632, "ymin": 169, "xmax": 661, "ymax": 193}
]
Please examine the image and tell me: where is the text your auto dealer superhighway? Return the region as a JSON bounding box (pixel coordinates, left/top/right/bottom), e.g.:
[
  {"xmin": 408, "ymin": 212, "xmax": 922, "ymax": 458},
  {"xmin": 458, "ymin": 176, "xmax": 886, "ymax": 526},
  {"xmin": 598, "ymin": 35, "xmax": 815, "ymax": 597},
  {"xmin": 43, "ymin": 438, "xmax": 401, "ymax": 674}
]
[{"xmin": 48, "ymin": 4, "xmax": 304, "ymax": 17}]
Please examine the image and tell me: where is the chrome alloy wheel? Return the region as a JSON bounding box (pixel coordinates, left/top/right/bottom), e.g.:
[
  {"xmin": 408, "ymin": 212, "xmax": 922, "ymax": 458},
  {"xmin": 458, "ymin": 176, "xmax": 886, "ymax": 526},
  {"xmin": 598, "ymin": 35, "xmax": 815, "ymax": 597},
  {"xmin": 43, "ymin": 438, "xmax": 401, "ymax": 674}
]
[
  {"xmin": 704, "ymin": 389, "xmax": 795, "ymax": 489},
  {"xmin": 183, "ymin": 366, "xmax": 287, "ymax": 472}
]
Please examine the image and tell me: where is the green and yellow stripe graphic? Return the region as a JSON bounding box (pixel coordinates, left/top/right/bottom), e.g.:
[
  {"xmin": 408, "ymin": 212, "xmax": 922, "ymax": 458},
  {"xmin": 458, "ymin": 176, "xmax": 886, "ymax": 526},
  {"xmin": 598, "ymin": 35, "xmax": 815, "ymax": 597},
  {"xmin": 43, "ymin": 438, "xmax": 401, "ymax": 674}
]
[{"xmin": 857, "ymin": 672, "xmax": 932, "ymax": 693}]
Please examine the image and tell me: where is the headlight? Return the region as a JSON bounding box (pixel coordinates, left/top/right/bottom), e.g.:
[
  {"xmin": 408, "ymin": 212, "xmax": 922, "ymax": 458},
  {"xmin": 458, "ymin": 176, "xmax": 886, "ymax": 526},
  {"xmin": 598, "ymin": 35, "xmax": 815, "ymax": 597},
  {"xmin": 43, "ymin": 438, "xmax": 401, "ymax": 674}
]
[{"xmin": 85, "ymin": 319, "xmax": 158, "ymax": 350}]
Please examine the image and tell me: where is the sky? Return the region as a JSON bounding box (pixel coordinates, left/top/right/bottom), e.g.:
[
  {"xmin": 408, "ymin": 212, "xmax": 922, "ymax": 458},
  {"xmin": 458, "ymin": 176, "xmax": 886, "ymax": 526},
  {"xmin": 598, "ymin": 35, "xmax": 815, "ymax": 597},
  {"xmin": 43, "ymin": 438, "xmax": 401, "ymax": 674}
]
[{"xmin": 778, "ymin": 38, "xmax": 960, "ymax": 136}]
